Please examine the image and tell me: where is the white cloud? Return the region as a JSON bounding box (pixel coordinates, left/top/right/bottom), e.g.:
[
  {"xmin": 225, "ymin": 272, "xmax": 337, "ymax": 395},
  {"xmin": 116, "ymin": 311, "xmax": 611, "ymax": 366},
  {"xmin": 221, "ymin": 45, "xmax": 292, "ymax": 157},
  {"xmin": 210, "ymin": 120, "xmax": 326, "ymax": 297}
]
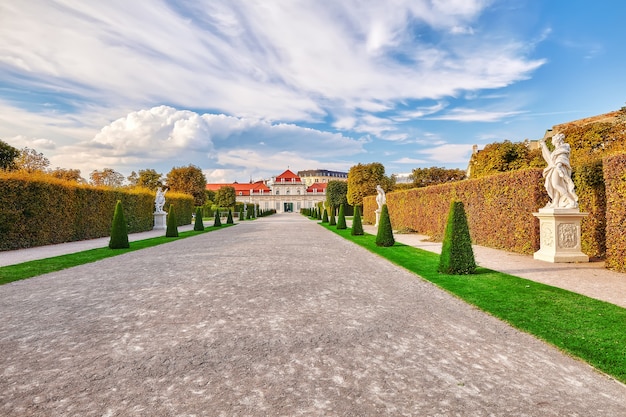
[
  {"xmin": 427, "ymin": 108, "xmax": 524, "ymax": 122},
  {"xmin": 418, "ymin": 143, "xmax": 474, "ymax": 163},
  {"xmin": 392, "ymin": 157, "xmax": 428, "ymax": 164}
]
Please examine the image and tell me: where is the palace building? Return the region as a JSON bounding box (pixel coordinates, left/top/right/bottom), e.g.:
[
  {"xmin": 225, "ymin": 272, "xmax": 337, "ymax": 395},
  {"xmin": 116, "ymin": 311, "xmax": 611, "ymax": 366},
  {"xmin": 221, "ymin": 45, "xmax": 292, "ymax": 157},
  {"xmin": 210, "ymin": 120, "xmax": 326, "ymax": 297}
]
[{"xmin": 206, "ymin": 169, "xmax": 328, "ymax": 213}]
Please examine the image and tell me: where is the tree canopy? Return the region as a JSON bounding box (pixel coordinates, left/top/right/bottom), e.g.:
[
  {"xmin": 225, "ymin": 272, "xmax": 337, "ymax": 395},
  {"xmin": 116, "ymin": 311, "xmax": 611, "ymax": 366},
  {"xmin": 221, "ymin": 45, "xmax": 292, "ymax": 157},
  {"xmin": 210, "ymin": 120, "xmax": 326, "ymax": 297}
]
[
  {"xmin": 90, "ymin": 168, "xmax": 125, "ymax": 187},
  {"xmin": 127, "ymin": 168, "xmax": 163, "ymax": 190},
  {"xmin": 347, "ymin": 162, "xmax": 393, "ymax": 206},
  {"xmin": 468, "ymin": 140, "xmax": 544, "ymax": 178},
  {"xmin": 166, "ymin": 164, "xmax": 207, "ymax": 206},
  {"xmin": 410, "ymin": 166, "xmax": 467, "ymax": 188},
  {"xmin": 326, "ymin": 180, "xmax": 348, "ymax": 208},
  {"xmin": 0, "ymin": 140, "xmax": 19, "ymax": 171},
  {"xmin": 214, "ymin": 186, "xmax": 236, "ymax": 208},
  {"xmin": 15, "ymin": 147, "xmax": 50, "ymax": 173},
  {"xmin": 49, "ymin": 168, "xmax": 85, "ymax": 183}
]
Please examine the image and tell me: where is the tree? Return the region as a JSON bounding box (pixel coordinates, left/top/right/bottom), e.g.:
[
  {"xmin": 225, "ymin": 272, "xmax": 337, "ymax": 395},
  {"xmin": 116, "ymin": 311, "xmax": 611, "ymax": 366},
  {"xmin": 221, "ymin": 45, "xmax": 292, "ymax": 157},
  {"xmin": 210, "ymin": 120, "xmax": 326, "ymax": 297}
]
[
  {"xmin": 127, "ymin": 168, "xmax": 163, "ymax": 190},
  {"xmin": 109, "ymin": 200, "xmax": 129, "ymax": 249},
  {"xmin": 326, "ymin": 180, "xmax": 348, "ymax": 209},
  {"xmin": 438, "ymin": 201, "xmax": 476, "ymax": 275},
  {"xmin": 166, "ymin": 204, "xmax": 179, "ymax": 237},
  {"xmin": 351, "ymin": 206, "xmax": 364, "ymax": 236},
  {"xmin": 166, "ymin": 164, "xmax": 207, "ymax": 206},
  {"xmin": 347, "ymin": 162, "xmax": 393, "ymax": 207},
  {"xmin": 375, "ymin": 204, "xmax": 395, "ymax": 247},
  {"xmin": 336, "ymin": 204, "xmax": 347, "ymax": 229},
  {"xmin": 49, "ymin": 168, "xmax": 85, "ymax": 183},
  {"xmin": 410, "ymin": 167, "xmax": 466, "ymax": 188},
  {"xmin": 194, "ymin": 207, "xmax": 204, "ymax": 231},
  {"xmin": 468, "ymin": 140, "xmax": 544, "ymax": 178},
  {"xmin": 15, "ymin": 147, "xmax": 50, "ymax": 173},
  {"xmin": 0, "ymin": 140, "xmax": 19, "ymax": 171},
  {"xmin": 90, "ymin": 168, "xmax": 125, "ymax": 187},
  {"xmin": 215, "ymin": 186, "xmax": 236, "ymax": 208}
]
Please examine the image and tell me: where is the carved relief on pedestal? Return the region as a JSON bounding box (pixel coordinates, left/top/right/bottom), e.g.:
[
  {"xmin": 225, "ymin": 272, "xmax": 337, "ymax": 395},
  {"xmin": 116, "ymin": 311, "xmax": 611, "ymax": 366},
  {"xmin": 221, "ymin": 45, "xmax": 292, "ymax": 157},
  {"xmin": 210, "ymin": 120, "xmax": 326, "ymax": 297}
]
[
  {"xmin": 540, "ymin": 222, "xmax": 554, "ymax": 247},
  {"xmin": 558, "ymin": 223, "xmax": 578, "ymax": 249}
]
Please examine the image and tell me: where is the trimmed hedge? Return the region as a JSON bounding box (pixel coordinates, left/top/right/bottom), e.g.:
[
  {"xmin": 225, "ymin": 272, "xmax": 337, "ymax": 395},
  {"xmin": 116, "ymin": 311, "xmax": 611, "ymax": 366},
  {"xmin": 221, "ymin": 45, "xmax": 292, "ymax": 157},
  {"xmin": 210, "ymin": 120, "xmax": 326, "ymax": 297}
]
[
  {"xmin": 603, "ymin": 154, "xmax": 626, "ymax": 272},
  {"xmin": 0, "ymin": 173, "xmax": 194, "ymax": 251},
  {"xmin": 438, "ymin": 201, "xmax": 476, "ymax": 275},
  {"xmin": 364, "ymin": 169, "xmax": 548, "ymax": 255}
]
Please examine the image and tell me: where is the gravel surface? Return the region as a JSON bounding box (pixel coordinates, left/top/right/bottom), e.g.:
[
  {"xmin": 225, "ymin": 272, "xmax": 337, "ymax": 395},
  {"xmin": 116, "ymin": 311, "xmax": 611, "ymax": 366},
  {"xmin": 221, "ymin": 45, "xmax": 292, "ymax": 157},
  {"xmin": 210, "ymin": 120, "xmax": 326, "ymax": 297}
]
[{"xmin": 1, "ymin": 214, "xmax": 625, "ymax": 416}]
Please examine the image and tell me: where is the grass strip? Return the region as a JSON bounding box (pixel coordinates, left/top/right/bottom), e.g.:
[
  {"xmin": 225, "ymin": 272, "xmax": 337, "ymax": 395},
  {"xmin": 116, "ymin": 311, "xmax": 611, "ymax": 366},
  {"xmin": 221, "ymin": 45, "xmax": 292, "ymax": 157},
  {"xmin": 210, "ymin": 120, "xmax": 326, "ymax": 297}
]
[
  {"xmin": 324, "ymin": 224, "xmax": 626, "ymax": 384},
  {"xmin": 0, "ymin": 225, "xmax": 233, "ymax": 285}
]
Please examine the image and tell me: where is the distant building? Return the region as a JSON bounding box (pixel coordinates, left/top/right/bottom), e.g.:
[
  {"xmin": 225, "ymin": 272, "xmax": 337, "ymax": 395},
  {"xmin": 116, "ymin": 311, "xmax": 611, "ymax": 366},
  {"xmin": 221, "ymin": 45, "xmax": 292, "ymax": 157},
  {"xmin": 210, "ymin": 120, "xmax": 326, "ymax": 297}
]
[
  {"xmin": 206, "ymin": 169, "xmax": 327, "ymax": 213},
  {"xmin": 297, "ymin": 169, "xmax": 348, "ymax": 187}
]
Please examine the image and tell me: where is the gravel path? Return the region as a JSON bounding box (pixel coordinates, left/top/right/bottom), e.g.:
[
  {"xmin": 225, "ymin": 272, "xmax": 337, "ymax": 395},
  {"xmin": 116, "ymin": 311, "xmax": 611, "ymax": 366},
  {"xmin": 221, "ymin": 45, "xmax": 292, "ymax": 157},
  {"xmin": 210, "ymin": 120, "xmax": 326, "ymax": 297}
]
[{"xmin": 1, "ymin": 214, "xmax": 625, "ymax": 416}]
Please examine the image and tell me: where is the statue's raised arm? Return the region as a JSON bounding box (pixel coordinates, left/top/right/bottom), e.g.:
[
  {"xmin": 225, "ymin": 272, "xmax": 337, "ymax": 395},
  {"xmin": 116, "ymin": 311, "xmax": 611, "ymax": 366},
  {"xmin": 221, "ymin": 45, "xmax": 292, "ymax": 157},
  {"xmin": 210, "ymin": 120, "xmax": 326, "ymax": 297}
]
[{"xmin": 539, "ymin": 133, "xmax": 578, "ymax": 209}]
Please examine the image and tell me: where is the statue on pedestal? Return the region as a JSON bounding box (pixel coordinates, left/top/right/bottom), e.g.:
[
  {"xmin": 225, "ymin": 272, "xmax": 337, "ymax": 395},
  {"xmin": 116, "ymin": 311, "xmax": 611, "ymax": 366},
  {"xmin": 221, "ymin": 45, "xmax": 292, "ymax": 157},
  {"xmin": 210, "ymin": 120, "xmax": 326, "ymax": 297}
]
[
  {"xmin": 155, "ymin": 187, "xmax": 167, "ymax": 214},
  {"xmin": 539, "ymin": 133, "xmax": 578, "ymax": 209},
  {"xmin": 374, "ymin": 184, "xmax": 386, "ymax": 227}
]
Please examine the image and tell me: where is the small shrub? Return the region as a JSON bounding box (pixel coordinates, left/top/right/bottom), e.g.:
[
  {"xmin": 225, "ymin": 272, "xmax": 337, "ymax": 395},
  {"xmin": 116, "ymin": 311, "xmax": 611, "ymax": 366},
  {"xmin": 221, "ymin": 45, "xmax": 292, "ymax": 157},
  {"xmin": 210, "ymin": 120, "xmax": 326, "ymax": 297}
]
[
  {"xmin": 193, "ymin": 207, "xmax": 204, "ymax": 231},
  {"xmin": 337, "ymin": 204, "xmax": 347, "ymax": 229},
  {"xmin": 438, "ymin": 200, "xmax": 476, "ymax": 275},
  {"xmin": 239, "ymin": 208, "xmax": 244, "ymax": 221},
  {"xmin": 166, "ymin": 204, "xmax": 179, "ymax": 237},
  {"xmin": 214, "ymin": 209, "xmax": 222, "ymax": 227},
  {"xmin": 329, "ymin": 207, "xmax": 336, "ymax": 226},
  {"xmin": 375, "ymin": 204, "xmax": 395, "ymax": 247},
  {"xmin": 226, "ymin": 209, "xmax": 234, "ymax": 224},
  {"xmin": 321, "ymin": 208, "xmax": 328, "ymax": 223},
  {"xmin": 351, "ymin": 206, "xmax": 364, "ymax": 236},
  {"xmin": 109, "ymin": 200, "xmax": 129, "ymax": 249}
]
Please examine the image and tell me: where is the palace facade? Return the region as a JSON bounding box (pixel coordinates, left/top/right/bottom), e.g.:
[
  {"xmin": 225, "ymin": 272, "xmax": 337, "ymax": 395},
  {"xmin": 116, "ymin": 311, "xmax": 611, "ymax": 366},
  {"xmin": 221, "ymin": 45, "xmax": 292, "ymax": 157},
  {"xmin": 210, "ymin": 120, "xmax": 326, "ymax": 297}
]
[{"xmin": 206, "ymin": 169, "xmax": 328, "ymax": 213}]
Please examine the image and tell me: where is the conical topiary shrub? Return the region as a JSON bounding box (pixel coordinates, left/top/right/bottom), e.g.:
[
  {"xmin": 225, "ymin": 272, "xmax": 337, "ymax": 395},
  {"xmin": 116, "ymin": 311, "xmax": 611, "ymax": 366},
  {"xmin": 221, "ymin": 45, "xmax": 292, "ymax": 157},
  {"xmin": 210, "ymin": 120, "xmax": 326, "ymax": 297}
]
[
  {"xmin": 109, "ymin": 200, "xmax": 129, "ymax": 249},
  {"xmin": 214, "ymin": 209, "xmax": 222, "ymax": 227},
  {"xmin": 166, "ymin": 204, "xmax": 179, "ymax": 237},
  {"xmin": 336, "ymin": 204, "xmax": 347, "ymax": 229},
  {"xmin": 329, "ymin": 207, "xmax": 336, "ymax": 226},
  {"xmin": 239, "ymin": 208, "xmax": 244, "ymax": 221},
  {"xmin": 322, "ymin": 208, "xmax": 329, "ymax": 223},
  {"xmin": 226, "ymin": 209, "xmax": 234, "ymax": 224},
  {"xmin": 194, "ymin": 207, "xmax": 204, "ymax": 231},
  {"xmin": 351, "ymin": 205, "xmax": 364, "ymax": 236},
  {"xmin": 375, "ymin": 204, "xmax": 394, "ymax": 247},
  {"xmin": 438, "ymin": 200, "xmax": 476, "ymax": 275},
  {"xmin": 317, "ymin": 206, "xmax": 322, "ymax": 220}
]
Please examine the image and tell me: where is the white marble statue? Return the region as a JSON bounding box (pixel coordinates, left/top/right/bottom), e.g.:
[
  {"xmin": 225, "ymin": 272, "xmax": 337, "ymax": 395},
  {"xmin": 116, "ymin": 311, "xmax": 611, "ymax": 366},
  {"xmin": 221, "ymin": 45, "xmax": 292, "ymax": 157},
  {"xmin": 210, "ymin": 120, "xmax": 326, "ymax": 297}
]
[
  {"xmin": 374, "ymin": 184, "xmax": 386, "ymax": 227},
  {"xmin": 155, "ymin": 187, "xmax": 167, "ymax": 213},
  {"xmin": 539, "ymin": 133, "xmax": 578, "ymax": 209}
]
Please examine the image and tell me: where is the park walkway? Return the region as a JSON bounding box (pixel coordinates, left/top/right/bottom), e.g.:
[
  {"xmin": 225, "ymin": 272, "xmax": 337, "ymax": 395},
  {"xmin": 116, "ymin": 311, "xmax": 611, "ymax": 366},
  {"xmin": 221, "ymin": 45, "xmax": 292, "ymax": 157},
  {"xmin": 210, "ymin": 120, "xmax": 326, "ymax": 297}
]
[{"xmin": 1, "ymin": 214, "xmax": 625, "ymax": 416}]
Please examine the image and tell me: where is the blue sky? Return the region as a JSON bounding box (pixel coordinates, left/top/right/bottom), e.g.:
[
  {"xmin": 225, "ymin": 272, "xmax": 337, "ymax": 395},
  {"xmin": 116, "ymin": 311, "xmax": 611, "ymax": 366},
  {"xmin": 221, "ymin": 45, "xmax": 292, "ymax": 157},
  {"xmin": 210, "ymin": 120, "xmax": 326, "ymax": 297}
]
[{"xmin": 1, "ymin": 0, "xmax": 625, "ymax": 183}]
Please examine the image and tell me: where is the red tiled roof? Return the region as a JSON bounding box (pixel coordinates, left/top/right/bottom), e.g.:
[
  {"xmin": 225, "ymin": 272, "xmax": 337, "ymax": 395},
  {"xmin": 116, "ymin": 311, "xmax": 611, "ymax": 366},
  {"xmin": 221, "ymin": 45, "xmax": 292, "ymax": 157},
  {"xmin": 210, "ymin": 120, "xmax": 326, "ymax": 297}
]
[
  {"xmin": 206, "ymin": 181, "xmax": 271, "ymax": 196},
  {"xmin": 275, "ymin": 169, "xmax": 302, "ymax": 182},
  {"xmin": 306, "ymin": 182, "xmax": 327, "ymax": 193}
]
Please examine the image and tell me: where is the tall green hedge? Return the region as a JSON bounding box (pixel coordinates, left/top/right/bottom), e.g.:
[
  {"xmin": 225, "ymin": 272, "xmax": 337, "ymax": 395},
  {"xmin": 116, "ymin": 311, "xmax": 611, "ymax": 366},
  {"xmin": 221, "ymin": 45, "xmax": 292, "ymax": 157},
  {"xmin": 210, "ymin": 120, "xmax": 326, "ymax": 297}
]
[
  {"xmin": 364, "ymin": 169, "xmax": 547, "ymax": 255},
  {"xmin": 603, "ymin": 154, "xmax": 626, "ymax": 271},
  {"xmin": 0, "ymin": 173, "xmax": 193, "ymax": 251}
]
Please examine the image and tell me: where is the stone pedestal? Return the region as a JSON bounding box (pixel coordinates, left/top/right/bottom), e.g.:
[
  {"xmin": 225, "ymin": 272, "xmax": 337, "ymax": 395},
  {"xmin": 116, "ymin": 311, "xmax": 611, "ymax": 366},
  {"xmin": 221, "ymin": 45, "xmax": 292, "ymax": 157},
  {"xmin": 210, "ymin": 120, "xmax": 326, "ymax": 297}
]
[
  {"xmin": 153, "ymin": 212, "xmax": 167, "ymax": 230},
  {"xmin": 532, "ymin": 208, "xmax": 588, "ymax": 263}
]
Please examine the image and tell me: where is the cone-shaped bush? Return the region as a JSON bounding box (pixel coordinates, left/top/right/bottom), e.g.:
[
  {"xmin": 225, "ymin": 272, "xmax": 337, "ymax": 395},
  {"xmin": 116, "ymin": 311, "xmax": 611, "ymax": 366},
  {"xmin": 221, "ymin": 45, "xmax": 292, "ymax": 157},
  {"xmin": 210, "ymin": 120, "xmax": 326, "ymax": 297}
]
[
  {"xmin": 375, "ymin": 204, "xmax": 395, "ymax": 247},
  {"xmin": 317, "ymin": 206, "xmax": 322, "ymax": 220},
  {"xmin": 336, "ymin": 204, "xmax": 347, "ymax": 229},
  {"xmin": 351, "ymin": 206, "xmax": 364, "ymax": 236},
  {"xmin": 322, "ymin": 208, "xmax": 329, "ymax": 223},
  {"xmin": 438, "ymin": 200, "xmax": 476, "ymax": 275},
  {"xmin": 239, "ymin": 208, "xmax": 244, "ymax": 221},
  {"xmin": 166, "ymin": 204, "xmax": 179, "ymax": 237},
  {"xmin": 329, "ymin": 207, "xmax": 336, "ymax": 226},
  {"xmin": 194, "ymin": 207, "xmax": 205, "ymax": 231},
  {"xmin": 109, "ymin": 200, "xmax": 130, "ymax": 249},
  {"xmin": 214, "ymin": 209, "xmax": 222, "ymax": 227},
  {"xmin": 226, "ymin": 209, "xmax": 234, "ymax": 224}
]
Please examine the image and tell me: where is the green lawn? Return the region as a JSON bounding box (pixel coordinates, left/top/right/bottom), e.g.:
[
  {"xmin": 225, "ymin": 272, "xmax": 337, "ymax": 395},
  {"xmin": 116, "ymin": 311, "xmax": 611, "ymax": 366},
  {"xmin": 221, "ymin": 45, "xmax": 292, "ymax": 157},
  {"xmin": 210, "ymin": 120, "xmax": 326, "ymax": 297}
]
[
  {"xmin": 323, "ymin": 223, "xmax": 626, "ymax": 384},
  {"xmin": 0, "ymin": 225, "xmax": 233, "ymax": 285}
]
